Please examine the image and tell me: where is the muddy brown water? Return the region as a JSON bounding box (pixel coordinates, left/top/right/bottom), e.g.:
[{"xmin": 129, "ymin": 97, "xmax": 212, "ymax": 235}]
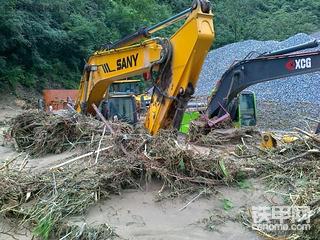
[{"xmin": 66, "ymin": 181, "xmax": 267, "ymax": 240}]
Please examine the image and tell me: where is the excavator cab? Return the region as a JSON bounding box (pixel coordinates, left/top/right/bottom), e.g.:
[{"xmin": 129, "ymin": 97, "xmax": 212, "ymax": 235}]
[
  {"xmin": 101, "ymin": 94, "xmax": 138, "ymax": 124},
  {"xmin": 179, "ymin": 91, "xmax": 257, "ymax": 133},
  {"xmin": 108, "ymin": 80, "xmax": 151, "ymax": 112},
  {"xmin": 232, "ymin": 91, "xmax": 257, "ymax": 127}
]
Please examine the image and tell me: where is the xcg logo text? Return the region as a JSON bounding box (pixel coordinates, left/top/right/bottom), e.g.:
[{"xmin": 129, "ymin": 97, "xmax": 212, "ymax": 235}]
[{"xmin": 285, "ymin": 58, "xmax": 312, "ymax": 71}]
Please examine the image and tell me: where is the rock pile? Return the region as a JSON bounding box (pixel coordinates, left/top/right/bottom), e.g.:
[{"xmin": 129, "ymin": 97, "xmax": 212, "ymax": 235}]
[{"xmin": 197, "ymin": 33, "xmax": 320, "ymax": 104}]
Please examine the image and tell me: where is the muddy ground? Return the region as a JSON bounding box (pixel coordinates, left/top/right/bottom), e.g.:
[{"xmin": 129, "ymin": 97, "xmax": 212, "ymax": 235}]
[
  {"xmin": 0, "ymin": 97, "xmax": 318, "ymax": 240},
  {"xmin": 0, "ymin": 104, "xmax": 263, "ymax": 240}
]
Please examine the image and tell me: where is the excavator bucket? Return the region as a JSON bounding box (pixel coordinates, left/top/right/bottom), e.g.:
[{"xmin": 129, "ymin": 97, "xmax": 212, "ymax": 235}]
[{"xmin": 260, "ymin": 132, "xmax": 277, "ymax": 149}]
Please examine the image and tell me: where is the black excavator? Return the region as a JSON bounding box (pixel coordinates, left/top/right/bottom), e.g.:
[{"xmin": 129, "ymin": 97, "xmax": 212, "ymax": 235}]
[{"xmin": 204, "ymin": 39, "xmax": 320, "ymax": 131}]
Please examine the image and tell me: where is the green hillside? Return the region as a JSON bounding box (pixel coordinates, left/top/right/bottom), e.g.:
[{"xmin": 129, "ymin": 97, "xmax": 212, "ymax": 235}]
[{"xmin": 0, "ymin": 0, "xmax": 319, "ymax": 92}]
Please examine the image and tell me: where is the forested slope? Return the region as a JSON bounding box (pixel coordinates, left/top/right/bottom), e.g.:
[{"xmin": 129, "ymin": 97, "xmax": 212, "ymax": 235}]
[{"xmin": 0, "ymin": 0, "xmax": 319, "ymax": 92}]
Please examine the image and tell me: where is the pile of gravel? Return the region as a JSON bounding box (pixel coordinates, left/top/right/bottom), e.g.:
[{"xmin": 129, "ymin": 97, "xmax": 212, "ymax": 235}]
[{"xmin": 197, "ymin": 33, "xmax": 320, "ymax": 104}]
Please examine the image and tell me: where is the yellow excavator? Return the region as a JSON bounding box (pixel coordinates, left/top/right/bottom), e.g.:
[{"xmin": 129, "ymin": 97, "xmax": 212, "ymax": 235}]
[
  {"xmin": 107, "ymin": 79, "xmax": 151, "ymax": 112},
  {"xmin": 74, "ymin": 0, "xmax": 214, "ymax": 135}
]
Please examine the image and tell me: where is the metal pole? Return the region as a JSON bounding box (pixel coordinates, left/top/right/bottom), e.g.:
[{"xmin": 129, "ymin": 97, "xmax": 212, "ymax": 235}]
[
  {"xmin": 103, "ymin": 7, "xmax": 193, "ymax": 50},
  {"xmin": 147, "ymin": 8, "xmax": 192, "ymax": 34}
]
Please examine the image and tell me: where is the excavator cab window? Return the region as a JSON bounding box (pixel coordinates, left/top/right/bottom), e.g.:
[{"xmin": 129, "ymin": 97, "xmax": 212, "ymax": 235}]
[
  {"xmin": 238, "ymin": 91, "xmax": 257, "ymax": 127},
  {"xmin": 109, "ymin": 82, "xmax": 141, "ymax": 95},
  {"xmin": 101, "ymin": 95, "xmax": 138, "ymax": 124}
]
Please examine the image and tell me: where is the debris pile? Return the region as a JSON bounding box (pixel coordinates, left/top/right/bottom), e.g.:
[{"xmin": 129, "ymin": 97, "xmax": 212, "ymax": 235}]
[
  {"xmin": 239, "ymin": 135, "xmax": 320, "ymax": 239},
  {"xmin": 10, "ymin": 110, "xmax": 132, "ymax": 156},
  {"xmin": 1, "ymin": 112, "xmax": 319, "ymax": 239},
  {"xmin": 190, "ymin": 127, "xmax": 260, "ymax": 147},
  {"xmin": 57, "ymin": 224, "xmax": 118, "ymax": 240},
  {"xmin": 1, "ymin": 113, "xmax": 251, "ymax": 239}
]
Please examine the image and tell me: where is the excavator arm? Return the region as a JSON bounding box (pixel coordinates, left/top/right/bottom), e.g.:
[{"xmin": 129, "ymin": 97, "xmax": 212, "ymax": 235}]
[
  {"xmin": 75, "ymin": 40, "xmax": 164, "ymax": 114},
  {"xmin": 207, "ymin": 40, "xmax": 320, "ymax": 119},
  {"xmin": 75, "ymin": 0, "xmax": 214, "ymax": 135}
]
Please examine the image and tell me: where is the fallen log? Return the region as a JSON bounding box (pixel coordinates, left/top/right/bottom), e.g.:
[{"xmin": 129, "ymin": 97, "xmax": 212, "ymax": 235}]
[
  {"xmin": 294, "ymin": 127, "xmax": 320, "ymax": 143},
  {"xmin": 283, "ymin": 149, "xmax": 320, "ymax": 164},
  {"xmin": 50, "ymin": 146, "xmax": 113, "ymax": 170}
]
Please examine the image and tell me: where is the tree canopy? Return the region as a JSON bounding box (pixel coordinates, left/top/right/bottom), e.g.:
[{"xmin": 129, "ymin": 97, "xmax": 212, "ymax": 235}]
[{"xmin": 0, "ymin": 0, "xmax": 319, "ymax": 92}]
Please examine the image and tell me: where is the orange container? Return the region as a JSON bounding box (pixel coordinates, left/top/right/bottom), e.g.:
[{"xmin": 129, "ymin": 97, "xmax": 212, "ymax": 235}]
[{"xmin": 43, "ymin": 89, "xmax": 79, "ymax": 111}]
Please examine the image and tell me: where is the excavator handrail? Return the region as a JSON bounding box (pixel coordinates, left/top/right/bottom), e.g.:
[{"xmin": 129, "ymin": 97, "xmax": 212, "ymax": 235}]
[
  {"xmin": 262, "ymin": 40, "xmax": 319, "ymax": 57},
  {"xmin": 146, "ymin": 7, "xmax": 193, "ymax": 34}
]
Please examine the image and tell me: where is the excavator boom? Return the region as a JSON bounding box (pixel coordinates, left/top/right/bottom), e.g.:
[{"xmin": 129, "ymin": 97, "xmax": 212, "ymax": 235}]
[
  {"xmin": 75, "ymin": 0, "xmax": 215, "ymax": 135},
  {"xmin": 207, "ymin": 41, "xmax": 320, "ymax": 119},
  {"xmin": 76, "ymin": 40, "xmax": 164, "ymax": 114},
  {"xmin": 145, "ymin": 2, "xmax": 214, "ymax": 134}
]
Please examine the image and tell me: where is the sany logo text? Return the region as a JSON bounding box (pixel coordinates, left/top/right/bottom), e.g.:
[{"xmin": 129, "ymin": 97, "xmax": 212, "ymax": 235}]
[{"xmin": 285, "ymin": 58, "xmax": 312, "ymax": 71}]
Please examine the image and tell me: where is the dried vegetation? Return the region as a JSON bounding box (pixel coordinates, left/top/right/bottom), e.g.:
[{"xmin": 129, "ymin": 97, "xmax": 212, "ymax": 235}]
[{"xmin": 1, "ymin": 111, "xmax": 319, "ymax": 239}]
